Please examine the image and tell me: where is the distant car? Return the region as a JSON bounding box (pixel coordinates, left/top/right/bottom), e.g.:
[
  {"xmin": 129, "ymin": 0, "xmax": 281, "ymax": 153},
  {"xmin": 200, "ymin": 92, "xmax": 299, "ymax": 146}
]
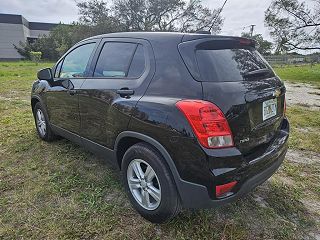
[{"xmin": 31, "ymin": 32, "xmax": 289, "ymax": 223}]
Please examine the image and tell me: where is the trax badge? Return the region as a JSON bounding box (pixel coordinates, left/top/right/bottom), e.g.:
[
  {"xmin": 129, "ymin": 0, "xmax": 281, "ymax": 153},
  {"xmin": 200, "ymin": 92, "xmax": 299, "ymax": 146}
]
[
  {"xmin": 239, "ymin": 138, "xmax": 249, "ymax": 143},
  {"xmin": 273, "ymin": 89, "xmax": 281, "ymax": 97}
]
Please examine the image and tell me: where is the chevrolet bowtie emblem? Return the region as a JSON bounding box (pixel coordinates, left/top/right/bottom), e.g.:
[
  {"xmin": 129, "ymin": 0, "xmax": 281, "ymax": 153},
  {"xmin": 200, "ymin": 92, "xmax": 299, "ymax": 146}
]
[{"xmin": 273, "ymin": 89, "xmax": 281, "ymax": 97}]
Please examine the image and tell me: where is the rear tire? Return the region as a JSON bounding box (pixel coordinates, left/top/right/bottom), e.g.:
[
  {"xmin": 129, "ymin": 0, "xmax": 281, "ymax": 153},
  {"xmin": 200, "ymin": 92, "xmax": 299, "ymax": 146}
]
[
  {"xmin": 122, "ymin": 142, "xmax": 181, "ymax": 223},
  {"xmin": 33, "ymin": 102, "xmax": 58, "ymax": 141}
]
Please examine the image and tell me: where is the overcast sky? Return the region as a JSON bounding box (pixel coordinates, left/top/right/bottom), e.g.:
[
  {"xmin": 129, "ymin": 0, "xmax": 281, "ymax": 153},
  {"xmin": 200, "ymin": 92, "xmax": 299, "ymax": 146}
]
[
  {"xmin": 204, "ymin": 0, "xmax": 273, "ymax": 38},
  {"xmin": 0, "ymin": 0, "xmax": 273, "ymax": 39}
]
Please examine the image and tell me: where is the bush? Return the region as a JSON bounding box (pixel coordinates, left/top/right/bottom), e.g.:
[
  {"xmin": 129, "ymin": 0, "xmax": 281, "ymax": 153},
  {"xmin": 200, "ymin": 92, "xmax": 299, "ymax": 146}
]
[
  {"xmin": 14, "ymin": 24, "xmax": 95, "ymax": 61},
  {"xmin": 30, "ymin": 51, "xmax": 42, "ymax": 64}
]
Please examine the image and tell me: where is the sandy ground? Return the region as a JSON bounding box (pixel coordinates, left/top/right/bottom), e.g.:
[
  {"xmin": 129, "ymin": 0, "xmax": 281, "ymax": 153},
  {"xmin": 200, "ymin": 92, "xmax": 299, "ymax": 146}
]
[
  {"xmin": 285, "ymin": 82, "xmax": 320, "ymax": 110},
  {"xmin": 266, "ymin": 82, "xmax": 320, "ymax": 239},
  {"xmin": 286, "ymin": 149, "xmax": 320, "ymax": 165}
]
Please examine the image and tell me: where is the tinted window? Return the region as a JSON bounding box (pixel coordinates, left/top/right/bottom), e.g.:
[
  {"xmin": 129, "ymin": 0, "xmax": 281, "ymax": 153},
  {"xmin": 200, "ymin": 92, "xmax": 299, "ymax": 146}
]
[
  {"xmin": 127, "ymin": 45, "xmax": 145, "ymax": 78},
  {"xmin": 60, "ymin": 43, "xmax": 95, "ymax": 78},
  {"xmin": 94, "ymin": 42, "xmax": 137, "ymax": 78},
  {"xmin": 196, "ymin": 48, "xmax": 273, "ymax": 82}
]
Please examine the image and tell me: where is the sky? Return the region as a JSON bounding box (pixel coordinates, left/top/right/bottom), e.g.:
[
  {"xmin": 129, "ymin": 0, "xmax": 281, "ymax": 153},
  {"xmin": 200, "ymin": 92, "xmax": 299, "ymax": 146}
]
[
  {"xmin": 0, "ymin": 0, "xmax": 273, "ymax": 39},
  {"xmin": 203, "ymin": 0, "xmax": 273, "ymax": 39}
]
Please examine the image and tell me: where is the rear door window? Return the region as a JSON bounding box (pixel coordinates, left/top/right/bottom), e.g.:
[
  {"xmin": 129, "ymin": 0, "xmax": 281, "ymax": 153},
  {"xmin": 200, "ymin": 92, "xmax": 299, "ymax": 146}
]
[
  {"xmin": 94, "ymin": 42, "xmax": 144, "ymax": 78},
  {"xmin": 196, "ymin": 48, "xmax": 273, "ymax": 82},
  {"xmin": 127, "ymin": 45, "xmax": 145, "ymax": 78}
]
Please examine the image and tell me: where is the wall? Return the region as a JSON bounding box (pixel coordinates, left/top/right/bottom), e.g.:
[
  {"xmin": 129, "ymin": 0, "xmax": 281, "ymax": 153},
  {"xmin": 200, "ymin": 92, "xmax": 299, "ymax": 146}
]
[{"xmin": 0, "ymin": 23, "xmax": 26, "ymax": 59}]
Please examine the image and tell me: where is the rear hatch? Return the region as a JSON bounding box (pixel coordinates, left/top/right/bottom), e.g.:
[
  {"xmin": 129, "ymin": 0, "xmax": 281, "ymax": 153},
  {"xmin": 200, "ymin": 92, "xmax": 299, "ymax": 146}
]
[{"xmin": 179, "ymin": 36, "xmax": 285, "ymax": 154}]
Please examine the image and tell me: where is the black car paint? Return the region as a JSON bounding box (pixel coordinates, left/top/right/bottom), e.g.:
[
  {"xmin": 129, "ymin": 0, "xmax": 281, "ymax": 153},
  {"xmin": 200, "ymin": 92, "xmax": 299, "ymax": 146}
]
[{"xmin": 31, "ymin": 32, "xmax": 289, "ymax": 208}]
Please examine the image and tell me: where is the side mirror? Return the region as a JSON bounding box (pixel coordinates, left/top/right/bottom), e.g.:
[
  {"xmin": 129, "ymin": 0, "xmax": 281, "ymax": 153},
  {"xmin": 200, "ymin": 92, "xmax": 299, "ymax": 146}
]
[
  {"xmin": 37, "ymin": 68, "xmax": 53, "ymax": 82},
  {"xmin": 61, "ymin": 79, "xmax": 74, "ymax": 90}
]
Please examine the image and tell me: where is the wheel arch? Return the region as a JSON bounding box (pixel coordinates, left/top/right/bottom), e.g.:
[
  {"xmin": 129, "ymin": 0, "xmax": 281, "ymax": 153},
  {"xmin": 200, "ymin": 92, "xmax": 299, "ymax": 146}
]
[
  {"xmin": 31, "ymin": 96, "xmax": 44, "ymax": 112},
  {"xmin": 114, "ymin": 131, "xmax": 180, "ymax": 183},
  {"xmin": 114, "ymin": 131, "xmax": 209, "ymax": 208}
]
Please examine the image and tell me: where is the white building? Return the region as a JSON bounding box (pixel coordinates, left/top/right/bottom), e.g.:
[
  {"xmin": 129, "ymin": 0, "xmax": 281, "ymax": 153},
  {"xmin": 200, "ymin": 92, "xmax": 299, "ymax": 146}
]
[{"xmin": 0, "ymin": 13, "xmax": 57, "ymax": 60}]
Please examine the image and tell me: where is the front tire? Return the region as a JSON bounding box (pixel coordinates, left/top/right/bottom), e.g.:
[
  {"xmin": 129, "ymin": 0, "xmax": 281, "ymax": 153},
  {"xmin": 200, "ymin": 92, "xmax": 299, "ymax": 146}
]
[
  {"xmin": 33, "ymin": 102, "xmax": 57, "ymax": 141},
  {"xmin": 122, "ymin": 143, "xmax": 181, "ymax": 223}
]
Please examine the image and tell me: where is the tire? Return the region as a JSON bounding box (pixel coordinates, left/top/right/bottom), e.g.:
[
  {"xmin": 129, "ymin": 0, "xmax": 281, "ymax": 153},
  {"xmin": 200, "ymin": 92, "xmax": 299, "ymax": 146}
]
[
  {"xmin": 33, "ymin": 102, "xmax": 57, "ymax": 141},
  {"xmin": 122, "ymin": 142, "xmax": 181, "ymax": 223}
]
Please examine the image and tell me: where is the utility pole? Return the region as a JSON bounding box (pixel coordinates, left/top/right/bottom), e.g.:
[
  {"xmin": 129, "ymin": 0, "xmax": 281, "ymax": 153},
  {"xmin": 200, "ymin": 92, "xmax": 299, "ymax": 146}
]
[{"xmin": 249, "ymin": 24, "xmax": 256, "ymax": 37}]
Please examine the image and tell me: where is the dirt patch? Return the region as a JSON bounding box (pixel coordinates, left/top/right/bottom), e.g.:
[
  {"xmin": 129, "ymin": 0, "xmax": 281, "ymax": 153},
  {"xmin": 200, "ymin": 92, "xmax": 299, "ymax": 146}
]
[
  {"xmin": 285, "ymin": 82, "xmax": 320, "ymax": 110},
  {"xmin": 301, "ymin": 199, "xmax": 320, "ymax": 218},
  {"xmin": 286, "ymin": 149, "xmax": 320, "ymax": 164},
  {"xmin": 0, "ymin": 95, "xmax": 30, "ymax": 103}
]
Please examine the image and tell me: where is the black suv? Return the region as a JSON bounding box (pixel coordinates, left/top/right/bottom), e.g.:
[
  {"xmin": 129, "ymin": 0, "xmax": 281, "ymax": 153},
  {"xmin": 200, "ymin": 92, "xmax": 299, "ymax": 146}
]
[{"xmin": 31, "ymin": 32, "xmax": 289, "ymax": 223}]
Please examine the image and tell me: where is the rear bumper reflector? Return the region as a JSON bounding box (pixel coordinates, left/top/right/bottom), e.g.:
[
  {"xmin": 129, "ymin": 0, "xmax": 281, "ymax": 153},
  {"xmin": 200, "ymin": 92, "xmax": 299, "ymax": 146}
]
[{"xmin": 216, "ymin": 181, "xmax": 237, "ymax": 198}]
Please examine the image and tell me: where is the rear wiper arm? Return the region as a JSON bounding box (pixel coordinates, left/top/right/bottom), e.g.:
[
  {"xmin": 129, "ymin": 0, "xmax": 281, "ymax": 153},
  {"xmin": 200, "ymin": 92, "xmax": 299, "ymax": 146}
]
[{"xmin": 243, "ymin": 68, "xmax": 272, "ymax": 77}]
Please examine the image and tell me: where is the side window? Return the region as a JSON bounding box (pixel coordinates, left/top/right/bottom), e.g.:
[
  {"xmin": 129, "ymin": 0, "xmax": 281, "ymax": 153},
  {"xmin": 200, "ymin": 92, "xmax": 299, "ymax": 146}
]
[
  {"xmin": 60, "ymin": 43, "xmax": 95, "ymax": 78},
  {"xmin": 127, "ymin": 45, "xmax": 146, "ymax": 78},
  {"xmin": 54, "ymin": 60, "xmax": 63, "ymax": 78},
  {"xmin": 94, "ymin": 42, "xmax": 137, "ymax": 78}
]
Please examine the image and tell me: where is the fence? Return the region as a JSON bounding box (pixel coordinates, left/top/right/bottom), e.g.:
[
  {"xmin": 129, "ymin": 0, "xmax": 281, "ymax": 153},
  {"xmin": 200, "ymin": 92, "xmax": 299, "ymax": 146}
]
[{"xmin": 263, "ymin": 54, "xmax": 320, "ymax": 66}]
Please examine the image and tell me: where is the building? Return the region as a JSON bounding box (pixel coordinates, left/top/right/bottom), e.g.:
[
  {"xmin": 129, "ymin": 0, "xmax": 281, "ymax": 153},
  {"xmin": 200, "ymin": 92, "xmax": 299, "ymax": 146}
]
[{"xmin": 0, "ymin": 13, "xmax": 58, "ymax": 60}]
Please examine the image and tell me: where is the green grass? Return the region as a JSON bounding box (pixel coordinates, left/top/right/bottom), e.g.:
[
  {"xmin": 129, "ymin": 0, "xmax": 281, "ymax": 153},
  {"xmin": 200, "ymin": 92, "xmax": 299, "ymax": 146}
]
[
  {"xmin": 286, "ymin": 106, "xmax": 320, "ymax": 152},
  {"xmin": 0, "ymin": 61, "xmax": 319, "ymax": 239},
  {"xmin": 274, "ymin": 64, "xmax": 320, "ymax": 87},
  {"xmin": 0, "ymin": 61, "xmax": 54, "ymax": 98}
]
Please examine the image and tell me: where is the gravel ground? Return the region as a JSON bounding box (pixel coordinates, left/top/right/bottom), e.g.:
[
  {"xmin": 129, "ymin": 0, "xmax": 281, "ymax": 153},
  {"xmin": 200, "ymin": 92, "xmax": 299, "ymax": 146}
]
[
  {"xmin": 286, "ymin": 149, "xmax": 320, "ymax": 165},
  {"xmin": 285, "ymin": 82, "xmax": 320, "ymax": 110}
]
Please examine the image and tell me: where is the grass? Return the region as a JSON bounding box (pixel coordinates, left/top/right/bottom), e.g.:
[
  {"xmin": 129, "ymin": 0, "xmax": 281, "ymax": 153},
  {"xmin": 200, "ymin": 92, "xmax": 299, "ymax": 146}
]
[
  {"xmin": 274, "ymin": 64, "xmax": 320, "ymax": 87},
  {"xmin": 0, "ymin": 61, "xmax": 319, "ymax": 239},
  {"xmin": 0, "ymin": 61, "xmax": 53, "ymax": 96},
  {"xmin": 286, "ymin": 106, "xmax": 320, "ymax": 152}
]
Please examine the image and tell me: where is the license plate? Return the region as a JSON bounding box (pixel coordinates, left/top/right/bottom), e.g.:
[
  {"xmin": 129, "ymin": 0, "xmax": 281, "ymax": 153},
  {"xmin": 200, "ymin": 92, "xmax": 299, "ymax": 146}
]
[{"xmin": 262, "ymin": 98, "xmax": 277, "ymax": 121}]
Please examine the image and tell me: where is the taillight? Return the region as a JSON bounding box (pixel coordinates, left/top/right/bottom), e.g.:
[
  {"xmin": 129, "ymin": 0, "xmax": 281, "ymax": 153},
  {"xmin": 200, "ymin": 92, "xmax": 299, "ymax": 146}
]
[{"xmin": 176, "ymin": 100, "xmax": 234, "ymax": 148}]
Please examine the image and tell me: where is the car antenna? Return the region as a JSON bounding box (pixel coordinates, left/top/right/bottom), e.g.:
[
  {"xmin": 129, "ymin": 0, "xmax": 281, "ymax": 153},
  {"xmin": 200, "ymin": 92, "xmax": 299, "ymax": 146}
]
[{"xmin": 208, "ymin": 0, "xmax": 228, "ymax": 34}]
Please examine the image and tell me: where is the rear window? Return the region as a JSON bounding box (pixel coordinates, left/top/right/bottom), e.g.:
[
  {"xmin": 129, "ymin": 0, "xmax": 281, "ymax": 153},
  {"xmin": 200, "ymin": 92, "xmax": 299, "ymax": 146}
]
[{"xmin": 196, "ymin": 48, "xmax": 273, "ymax": 82}]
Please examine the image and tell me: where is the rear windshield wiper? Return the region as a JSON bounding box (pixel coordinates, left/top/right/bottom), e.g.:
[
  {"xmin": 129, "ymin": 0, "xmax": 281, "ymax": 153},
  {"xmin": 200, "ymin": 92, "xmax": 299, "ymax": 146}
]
[{"xmin": 243, "ymin": 68, "xmax": 272, "ymax": 78}]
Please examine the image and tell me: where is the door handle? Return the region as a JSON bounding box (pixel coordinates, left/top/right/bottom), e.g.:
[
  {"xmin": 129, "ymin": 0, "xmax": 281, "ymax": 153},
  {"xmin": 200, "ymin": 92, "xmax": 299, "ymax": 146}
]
[
  {"xmin": 116, "ymin": 88, "xmax": 134, "ymax": 98},
  {"xmin": 68, "ymin": 89, "xmax": 77, "ymax": 95}
]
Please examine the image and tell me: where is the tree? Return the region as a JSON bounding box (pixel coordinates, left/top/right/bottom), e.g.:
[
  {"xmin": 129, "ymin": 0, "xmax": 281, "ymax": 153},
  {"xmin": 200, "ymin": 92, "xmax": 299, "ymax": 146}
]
[
  {"xmin": 77, "ymin": 0, "xmax": 125, "ymax": 34},
  {"xmin": 241, "ymin": 33, "xmax": 273, "ymax": 55},
  {"xmin": 265, "ymin": 0, "xmax": 320, "ymax": 53},
  {"xmin": 14, "ymin": 24, "xmax": 80, "ymax": 60},
  {"xmin": 78, "ymin": 0, "xmax": 223, "ymax": 33},
  {"xmin": 16, "ymin": 0, "xmax": 223, "ymax": 60}
]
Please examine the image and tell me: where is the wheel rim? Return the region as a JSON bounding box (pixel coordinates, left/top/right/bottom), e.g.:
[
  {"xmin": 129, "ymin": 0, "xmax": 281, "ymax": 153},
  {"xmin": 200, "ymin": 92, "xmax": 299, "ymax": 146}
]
[
  {"xmin": 127, "ymin": 159, "xmax": 161, "ymax": 210},
  {"xmin": 36, "ymin": 109, "xmax": 46, "ymax": 137}
]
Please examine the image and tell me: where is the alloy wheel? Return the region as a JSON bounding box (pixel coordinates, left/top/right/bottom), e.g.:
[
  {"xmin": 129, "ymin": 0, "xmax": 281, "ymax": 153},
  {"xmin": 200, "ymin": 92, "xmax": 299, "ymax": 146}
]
[
  {"xmin": 36, "ymin": 109, "xmax": 46, "ymax": 137},
  {"xmin": 127, "ymin": 159, "xmax": 161, "ymax": 210}
]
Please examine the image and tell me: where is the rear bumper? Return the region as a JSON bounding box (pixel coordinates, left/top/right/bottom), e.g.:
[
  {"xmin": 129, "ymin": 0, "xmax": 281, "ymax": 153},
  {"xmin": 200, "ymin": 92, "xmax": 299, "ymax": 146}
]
[{"xmin": 176, "ymin": 118, "xmax": 289, "ymax": 209}]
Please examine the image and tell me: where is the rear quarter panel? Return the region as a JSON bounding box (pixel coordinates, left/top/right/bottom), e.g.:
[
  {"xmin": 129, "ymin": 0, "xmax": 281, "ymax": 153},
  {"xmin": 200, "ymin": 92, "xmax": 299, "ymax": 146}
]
[{"xmin": 128, "ymin": 38, "xmax": 214, "ymax": 190}]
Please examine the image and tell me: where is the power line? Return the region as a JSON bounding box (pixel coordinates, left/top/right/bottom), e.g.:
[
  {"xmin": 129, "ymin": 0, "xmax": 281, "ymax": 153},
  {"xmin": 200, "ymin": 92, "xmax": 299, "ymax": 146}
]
[{"xmin": 208, "ymin": 0, "xmax": 228, "ymax": 33}]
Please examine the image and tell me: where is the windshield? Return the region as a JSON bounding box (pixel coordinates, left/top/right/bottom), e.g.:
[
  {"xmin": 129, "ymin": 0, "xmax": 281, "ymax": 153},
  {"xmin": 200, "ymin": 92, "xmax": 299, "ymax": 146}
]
[{"xmin": 195, "ymin": 48, "xmax": 274, "ymax": 82}]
